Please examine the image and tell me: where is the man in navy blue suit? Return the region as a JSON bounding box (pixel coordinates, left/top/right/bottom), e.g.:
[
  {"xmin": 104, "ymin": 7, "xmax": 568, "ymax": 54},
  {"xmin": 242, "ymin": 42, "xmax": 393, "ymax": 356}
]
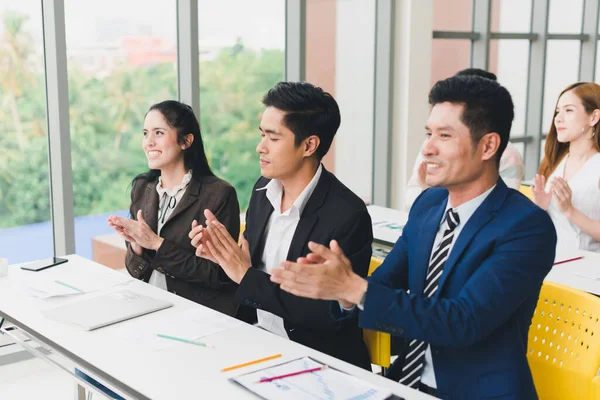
[{"xmin": 271, "ymin": 75, "xmax": 557, "ymax": 399}]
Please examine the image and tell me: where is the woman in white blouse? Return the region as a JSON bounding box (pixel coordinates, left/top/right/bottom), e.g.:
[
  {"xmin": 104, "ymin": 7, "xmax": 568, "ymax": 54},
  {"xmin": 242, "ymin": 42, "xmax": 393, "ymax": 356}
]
[{"xmin": 532, "ymin": 82, "xmax": 600, "ymax": 252}]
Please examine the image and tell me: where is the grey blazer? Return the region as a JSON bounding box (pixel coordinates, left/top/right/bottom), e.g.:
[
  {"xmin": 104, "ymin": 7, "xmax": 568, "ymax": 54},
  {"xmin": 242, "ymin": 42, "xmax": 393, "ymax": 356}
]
[{"xmin": 125, "ymin": 174, "xmax": 240, "ymax": 316}]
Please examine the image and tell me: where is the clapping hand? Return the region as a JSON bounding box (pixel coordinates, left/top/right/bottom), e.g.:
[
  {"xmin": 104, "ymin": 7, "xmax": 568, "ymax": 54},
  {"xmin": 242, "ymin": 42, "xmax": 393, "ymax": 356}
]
[
  {"xmin": 270, "ymin": 240, "xmax": 367, "ymax": 307},
  {"xmin": 532, "ymin": 174, "xmax": 552, "ymax": 209},
  {"xmin": 551, "ymin": 177, "xmax": 573, "ymax": 215},
  {"xmin": 190, "ymin": 209, "xmax": 251, "ymax": 284},
  {"xmin": 108, "ymin": 210, "xmax": 164, "ymax": 255},
  {"xmin": 189, "ymin": 217, "xmax": 217, "ymax": 264}
]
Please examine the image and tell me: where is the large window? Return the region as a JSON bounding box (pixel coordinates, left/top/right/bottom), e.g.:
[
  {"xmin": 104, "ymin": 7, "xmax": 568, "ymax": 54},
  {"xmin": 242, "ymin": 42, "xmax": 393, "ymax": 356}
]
[
  {"xmin": 198, "ymin": 0, "xmax": 284, "ymax": 210},
  {"xmin": 433, "ymin": 0, "xmax": 595, "ymax": 178},
  {"xmin": 431, "ymin": 39, "xmax": 471, "ymax": 84},
  {"xmin": 431, "ymin": 0, "xmax": 472, "ymax": 85},
  {"xmin": 490, "ymin": 40, "xmax": 529, "ymax": 137},
  {"xmin": 64, "ymin": 0, "xmax": 178, "ymax": 259},
  {"xmin": 0, "ymin": 3, "xmax": 52, "ymax": 263},
  {"xmin": 542, "ymin": 40, "xmax": 581, "ymax": 130}
]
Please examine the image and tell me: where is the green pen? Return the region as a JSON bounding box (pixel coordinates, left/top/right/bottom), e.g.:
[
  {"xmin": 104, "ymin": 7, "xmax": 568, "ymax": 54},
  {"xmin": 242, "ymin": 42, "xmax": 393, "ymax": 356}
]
[
  {"xmin": 55, "ymin": 280, "xmax": 84, "ymax": 293},
  {"xmin": 157, "ymin": 334, "xmax": 214, "ymax": 348}
]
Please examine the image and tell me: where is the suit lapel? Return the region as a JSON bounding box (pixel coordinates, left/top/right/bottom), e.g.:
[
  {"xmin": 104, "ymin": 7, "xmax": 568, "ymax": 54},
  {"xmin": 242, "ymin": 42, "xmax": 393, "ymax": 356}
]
[
  {"xmin": 286, "ymin": 167, "xmax": 331, "ymax": 262},
  {"xmin": 413, "ymin": 198, "xmax": 447, "ymax": 295},
  {"xmin": 287, "ymin": 215, "xmax": 318, "ymax": 262},
  {"xmin": 161, "ymin": 176, "xmax": 202, "ymax": 229},
  {"xmin": 249, "ymin": 188, "xmax": 274, "ymax": 266},
  {"xmin": 143, "ymin": 181, "xmax": 159, "ymax": 232},
  {"xmin": 436, "ymin": 181, "xmax": 508, "ymax": 294}
]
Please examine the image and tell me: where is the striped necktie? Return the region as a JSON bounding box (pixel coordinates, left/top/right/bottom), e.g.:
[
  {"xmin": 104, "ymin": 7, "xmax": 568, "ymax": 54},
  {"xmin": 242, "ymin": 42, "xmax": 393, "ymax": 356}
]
[{"xmin": 398, "ymin": 208, "xmax": 460, "ymax": 389}]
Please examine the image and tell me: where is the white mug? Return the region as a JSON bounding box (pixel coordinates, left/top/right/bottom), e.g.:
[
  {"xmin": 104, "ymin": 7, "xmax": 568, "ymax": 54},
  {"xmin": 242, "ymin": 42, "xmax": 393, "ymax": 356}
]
[{"xmin": 0, "ymin": 258, "xmax": 8, "ymax": 278}]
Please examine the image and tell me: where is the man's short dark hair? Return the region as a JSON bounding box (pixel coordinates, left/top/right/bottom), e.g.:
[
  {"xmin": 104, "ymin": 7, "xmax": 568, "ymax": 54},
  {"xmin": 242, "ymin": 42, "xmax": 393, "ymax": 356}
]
[
  {"xmin": 262, "ymin": 81, "xmax": 341, "ymax": 160},
  {"xmin": 428, "ymin": 75, "xmax": 514, "ymax": 165},
  {"xmin": 455, "ymin": 68, "xmax": 497, "ymax": 81}
]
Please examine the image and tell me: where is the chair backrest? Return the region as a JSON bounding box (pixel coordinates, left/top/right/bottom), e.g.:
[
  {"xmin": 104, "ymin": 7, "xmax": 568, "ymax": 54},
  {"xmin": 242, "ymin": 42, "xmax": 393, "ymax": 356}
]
[
  {"xmin": 363, "ymin": 256, "xmax": 391, "ymax": 368},
  {"xmin": 528, "ymin": 281, "xmax": 600, "ymax": 399},
  {"xmin": 520, "ymin": 184, "xmax": 533, "ymax": 200},
  {"xmin": 238, "ymin": 221, "xmax": 246, "ymax": 244}
]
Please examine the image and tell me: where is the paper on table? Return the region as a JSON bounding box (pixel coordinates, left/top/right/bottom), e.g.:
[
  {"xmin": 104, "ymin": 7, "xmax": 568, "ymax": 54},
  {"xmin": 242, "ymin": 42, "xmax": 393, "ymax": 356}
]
[
  {"xmin": 232, "ymin": 356, "xmax": 393, "ymax": 400},
  {"xmin": 18, "ymin": 275, "xmax": 85, "ymax": 299},
  {"xmin": 116, "ymin": 307, "xmax": 243, "ymax": 350},
  {"xmin": 17, "ymin": 267, "xmax": 132, "ymax": 299},
  {"xmin": 49, "ymin": 267, "xmax": 133, "ymax": 293},
  {"xmin": 575, "ymin": 271, "xmax": 600, "ymax": 281}
]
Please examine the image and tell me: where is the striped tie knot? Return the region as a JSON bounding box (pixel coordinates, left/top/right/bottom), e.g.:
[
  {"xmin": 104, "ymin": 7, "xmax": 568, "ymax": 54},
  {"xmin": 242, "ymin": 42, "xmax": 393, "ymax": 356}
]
[{"xmin": 444, "ymin": 208, "xmax": 460, "ymax": 232}]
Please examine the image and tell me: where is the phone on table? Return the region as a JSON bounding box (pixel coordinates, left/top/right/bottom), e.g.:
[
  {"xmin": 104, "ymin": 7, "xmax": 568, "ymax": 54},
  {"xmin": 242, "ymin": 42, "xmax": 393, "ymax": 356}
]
[{"xmin": 20, "ymin": 257, "xmax": 68, "ymax": 272}]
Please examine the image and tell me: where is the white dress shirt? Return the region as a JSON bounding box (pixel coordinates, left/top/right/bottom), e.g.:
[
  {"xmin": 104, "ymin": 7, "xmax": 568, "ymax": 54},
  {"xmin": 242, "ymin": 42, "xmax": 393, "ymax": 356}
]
[
  {"xmin": 148, "ymin": 170, "xmax": 192, "ymax": 290},
  {"xmin": 255, "ymin": 164, "xmax": 323, "ymax": 338},
  {"xmin": 421, "ymin": 184, "xmax": 496, "ymax": 388}
]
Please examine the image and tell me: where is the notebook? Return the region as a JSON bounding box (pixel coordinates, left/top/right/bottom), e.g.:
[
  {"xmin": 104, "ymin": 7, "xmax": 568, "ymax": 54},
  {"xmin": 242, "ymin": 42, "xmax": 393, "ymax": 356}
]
[
  {"xmin": 231, "ymin": 356, "xmax": 402, "ymax": 400},
  {"xmin": 42, "ymin": 289, "xmax": 173, "ymax": 330}
]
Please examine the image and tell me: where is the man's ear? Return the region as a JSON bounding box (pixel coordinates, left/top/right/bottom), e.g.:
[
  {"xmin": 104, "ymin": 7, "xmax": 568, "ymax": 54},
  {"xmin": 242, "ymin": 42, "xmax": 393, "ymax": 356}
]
[
  {"xmin": 182, "ymin": 134, "xmax": 194, "ymax": 150},
  {"xmin": 480, "ymin": 132, "xmax": 500, "ymax": 162},
  {"xmin": 303, "ymin": 135, "xmax": 320, "ymax": 157}
]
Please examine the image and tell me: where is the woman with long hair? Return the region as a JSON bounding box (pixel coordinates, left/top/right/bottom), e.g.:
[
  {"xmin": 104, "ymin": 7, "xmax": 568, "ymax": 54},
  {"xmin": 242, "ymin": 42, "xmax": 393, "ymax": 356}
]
[
  {"xmin": 532, "ymin": 82, "xmax": 600, "ymax": 252},
  {"xmin": 108, "ymin": 100, "xmax": 240, "ymax": 314}
]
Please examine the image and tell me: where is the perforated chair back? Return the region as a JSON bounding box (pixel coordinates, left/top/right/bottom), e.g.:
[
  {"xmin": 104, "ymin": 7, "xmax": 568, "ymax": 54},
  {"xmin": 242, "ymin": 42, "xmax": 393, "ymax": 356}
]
[
  {"xmin": 363, "ymin": 256, "xmax": 391, "ymax": 368},
  {"xmin": 528, "ymin": 281, "xmax": 600, "ymax": 399}
]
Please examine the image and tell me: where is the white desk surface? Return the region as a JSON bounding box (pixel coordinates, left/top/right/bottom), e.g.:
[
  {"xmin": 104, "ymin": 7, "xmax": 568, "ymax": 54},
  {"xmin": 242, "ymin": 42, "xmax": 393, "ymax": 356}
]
[
  {"xmin": 367, "ymin": 205, "xmax": 408, "ymax": 247},
  {"xmin": 0, "ymin": 255, "xmax": 432, "ymax": 400},
  {"xmin": 545, "ymin": 250, "xmax": 600, "ymax": 296}
]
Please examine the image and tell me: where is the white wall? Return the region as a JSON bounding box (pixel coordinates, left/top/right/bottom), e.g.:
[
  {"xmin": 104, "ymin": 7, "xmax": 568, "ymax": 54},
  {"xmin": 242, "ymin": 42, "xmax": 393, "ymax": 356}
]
[
  {"xmin": 333, "ymin": 0, "xmax": 376, "ymax": 204},
  {"xmin": 391, "ymin": 0, "xmax": 433, "ymax": 210}
]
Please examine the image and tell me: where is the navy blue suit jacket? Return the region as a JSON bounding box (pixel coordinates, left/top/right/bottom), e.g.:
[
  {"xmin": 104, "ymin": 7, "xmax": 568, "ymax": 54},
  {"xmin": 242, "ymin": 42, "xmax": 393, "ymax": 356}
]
[{"xmin": 355, "ymin": 180, "xmax": 556, "ymax": 399}]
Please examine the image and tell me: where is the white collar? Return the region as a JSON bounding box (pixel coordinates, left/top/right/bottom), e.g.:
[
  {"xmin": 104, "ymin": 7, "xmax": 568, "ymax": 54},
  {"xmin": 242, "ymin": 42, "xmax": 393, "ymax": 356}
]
[
  {"xmin": 257, "ymin": 164, "xmax": 323, "ymax": 217},
  {"xmin": 442, "ymin": 184, "xmax": 496, "ymax": 228},
  {"xmin": 156, "ymin": 170, "xmax": 192, "ymax": 197}
]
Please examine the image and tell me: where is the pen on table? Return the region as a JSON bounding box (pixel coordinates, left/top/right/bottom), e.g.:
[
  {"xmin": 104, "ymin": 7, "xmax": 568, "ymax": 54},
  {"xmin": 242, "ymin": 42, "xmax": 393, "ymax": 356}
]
[
  {"xmin": 554, "ymin": 256, "xmax": 584, "ymax": 266},
  {"xmin": 221, "ymin": 354, "xmax": 282, "ymax": 372},
  {"xmin": 256, "ymin": 365, "xmax": 328, "ymax": 383},
  {"xmin": 157, "ymin": 334, "xmax": 214, "ymax": 348},
  {"xmin": 54, "ymin": 280, "xmax": 83, "ymax": 293}
]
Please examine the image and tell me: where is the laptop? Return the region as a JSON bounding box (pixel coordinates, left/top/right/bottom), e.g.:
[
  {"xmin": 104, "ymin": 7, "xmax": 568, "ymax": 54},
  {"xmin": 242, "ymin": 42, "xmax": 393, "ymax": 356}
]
[{"xmin": 43, "ymin": 290, "xmax": 173, "ymax": 330}]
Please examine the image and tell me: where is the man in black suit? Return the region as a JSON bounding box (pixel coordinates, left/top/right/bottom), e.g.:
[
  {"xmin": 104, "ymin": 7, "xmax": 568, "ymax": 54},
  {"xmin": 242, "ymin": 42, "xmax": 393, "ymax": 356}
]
[{"xmin": 188, "ymin": 81, "xmax": 372, "ymax": 370}]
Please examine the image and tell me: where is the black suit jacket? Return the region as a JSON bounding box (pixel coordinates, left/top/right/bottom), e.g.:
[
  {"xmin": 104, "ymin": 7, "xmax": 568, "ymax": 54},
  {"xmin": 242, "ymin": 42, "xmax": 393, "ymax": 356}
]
[
  {"xmin": 235, "ymin": 167, "xmax": 372, "ymax": 370},
  {"xmin": 125, "ymin": 174, "xmax": 240, "ymax": 316}
]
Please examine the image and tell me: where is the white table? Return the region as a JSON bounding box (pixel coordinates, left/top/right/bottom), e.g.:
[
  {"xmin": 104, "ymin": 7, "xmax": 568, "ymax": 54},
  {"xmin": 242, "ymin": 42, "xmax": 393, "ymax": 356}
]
[
  {"xmin": 545, "ymin": 250, "xmax": 600, "ymax": 296},
  {"xmin": 367, "ymin": 205, "xmax": 408, "ymax": 247},
  {"xmin": 0, "ymin": 255, "xmax": 432, "ymax": 400}
]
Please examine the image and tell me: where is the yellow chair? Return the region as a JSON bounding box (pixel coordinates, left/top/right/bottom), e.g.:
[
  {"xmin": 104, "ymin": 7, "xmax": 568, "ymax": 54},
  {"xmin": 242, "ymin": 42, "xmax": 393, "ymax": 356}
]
[
  {"xmin": 527, "ymin": 281, "xmax": 600, "ymax": 399},
  {"xmin": 363, "ymin": 256, "xmax": 391, "ymax": 372},
  {"xmin": 238, "ymin": 221, "xmax": 246, "ymax": 244},
  {"xmin": 520, "ymin": 184, "xmax": 533, "ymax": 200}
]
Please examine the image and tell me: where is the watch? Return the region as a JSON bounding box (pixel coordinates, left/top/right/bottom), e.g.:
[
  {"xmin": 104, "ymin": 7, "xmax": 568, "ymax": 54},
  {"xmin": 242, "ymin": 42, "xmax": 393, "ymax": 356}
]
[{"xmin": 357, "ymin": 289, "xmax": 367, "ymax": 311}]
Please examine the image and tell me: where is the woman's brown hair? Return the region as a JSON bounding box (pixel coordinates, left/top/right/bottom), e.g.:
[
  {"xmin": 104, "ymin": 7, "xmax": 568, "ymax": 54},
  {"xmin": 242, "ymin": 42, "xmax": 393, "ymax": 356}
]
[{"xmin": 539, "ymin": 82, "xmax": 600, "ymax": 179}]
